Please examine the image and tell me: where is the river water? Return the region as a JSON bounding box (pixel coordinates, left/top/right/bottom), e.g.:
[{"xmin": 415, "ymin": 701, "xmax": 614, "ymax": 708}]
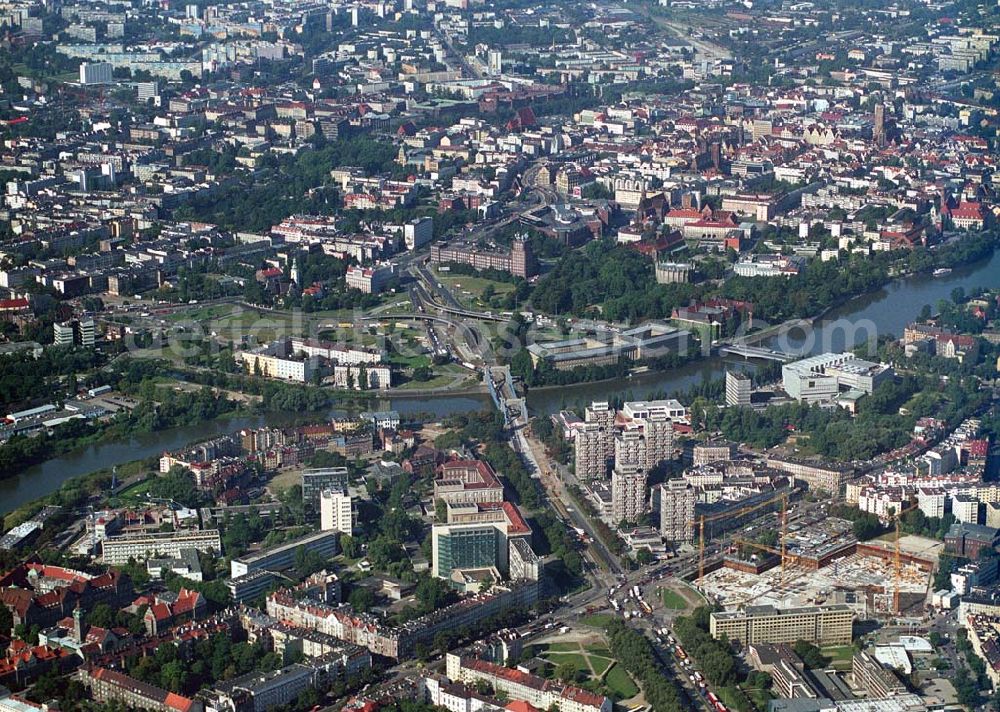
[
  {"xmin": 523, "ymin": 250, "xmax": 1000, "ymax": 413},
  {"xmin": 0, "ymin": 396, "xmax": 491, "ymax": 516},
  {"xmin": 3, "ymin": 250, "xmax": 999, "ymax": 516}
]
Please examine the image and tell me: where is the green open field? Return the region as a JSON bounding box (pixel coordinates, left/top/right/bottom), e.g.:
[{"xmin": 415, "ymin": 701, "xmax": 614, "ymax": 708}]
[
  {"xmin": 537, "ymin": 641, "xmax": 639, "ymax": 702},
  {"xmin": 603, "ymin": 663, "xmax": 640, "ymax": 698},
  {"xmin": 269, "ymin": 467, "xmax": 302, "ymax": 495},
  {"xmin": 433, "ymin": 269, "xmax": 515, "ymax": 310},
  {"xmin": 394, "ymin": 373, "xmax": 456, "ymax": 390},
  {"xmin": 822, "ymin": 645, "xmax": 855, "ymax": 670},
  {"xmin": 579, "ymin": 613, "xmax": 615, "ymax": 629},
  {"xmin": 660, "ymin": 588, "xmax": 690, "ymax": 609},
  {"xmin": 542, "ymin": 642, "xmax": 581, "ymax": 652},
  {"xmin": 111, "ymin": 476, "xmax": 154, "ymax": 503}
]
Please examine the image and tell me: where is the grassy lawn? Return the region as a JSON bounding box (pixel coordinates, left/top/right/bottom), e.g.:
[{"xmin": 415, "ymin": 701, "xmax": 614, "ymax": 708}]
[
  {"xmin": 394, "ymin": 373, "xmax": 455, "ymax": 390},
  {"xmin": 268, "ymin": 467, "xmax": 302, "ymax": 495},
  {"xmin": 388, "ymin": 353, "xmax": 432, "ymax": 369},
  {"xmin": 434, "ymin": 270, "xmax": 514, "ymax": 310},
  {"xmin": 719, "ymin": 685, "xmax": 754, "ymax": 712},
  {"xmin": 603, "ymin": 663, "xmax": 639, "ymax": 699},
  {"xmin": 741, "ymin": 684, "xmax": 774, "ymax": 711},
  {"xmin": 660, "ymin": 588, "xmax": 690, "ymax": 609},
  {"xmin": 588, "ymin": 656, "xmax": 614, "ymax": 675},
  {"xmin": 822, "ymin": 645, "xmax": 854, "ymax": 660},
  {"xmin": 538, "ymin": 638, "xmax": 638, "ymax": 702},
  {"xmin": 112, "ymin": 476, "xmax": 154, "ymax": 502},
  {"xmin": 822, "ymin": 645, "xmax": 855, "ymax": 670},
  {"xmin": 545, "ymin": 652, "xmax": 591, "ymax": 673},
  {"xmin": 579, "ymin": 613, "xmax": 615, "ymax": 629}
]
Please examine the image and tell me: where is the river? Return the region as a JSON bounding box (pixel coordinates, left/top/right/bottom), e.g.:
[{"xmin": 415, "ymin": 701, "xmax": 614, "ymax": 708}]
[
  {"xmin": 3, "ymin": 250, "xmax": 999, "ymax": 516},
  {"xmin": 0, "ymin": 395, "xmax": 491, "ymax": 517},
  {"xmin": 523, "ymin": 249, "xmax": 1000, "ymax": 413}
]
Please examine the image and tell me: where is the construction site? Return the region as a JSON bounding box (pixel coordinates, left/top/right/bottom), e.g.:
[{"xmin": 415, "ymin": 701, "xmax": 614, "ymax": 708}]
[{"xmin": 698, "ymin": 519, "xmax": 941, "ymax": 618}]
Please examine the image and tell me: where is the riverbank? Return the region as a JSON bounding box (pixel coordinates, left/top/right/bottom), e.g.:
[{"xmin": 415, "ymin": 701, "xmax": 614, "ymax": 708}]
[
  {"xmin": 2, "ymin": 234, "xmax": 996, "ymax": 517},
  {"xmin": 525, "ymin": 240, "xmax": 1000, "ymax": 413}
]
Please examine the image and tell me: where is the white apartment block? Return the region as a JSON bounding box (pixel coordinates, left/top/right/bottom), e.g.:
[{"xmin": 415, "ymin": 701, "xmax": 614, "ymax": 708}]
[
  {"xmin": 329, "ymin": 364, "xmax": 392, "ymax": 390},
  {"xmin": 614, "ymin": 428, "xmax": 646, "ymax": 470},
  {"xmin": 953, "ymin": 494, "xmax": 981, "ymax": 525},
  {"xmin": 622, "ymin": 399, "xmax": 686, "ymax": 422},
  {"xmin": 917, "ymin": 488, "xmax": 948, "ymax": 519},
  {"xmin": 660, "ymin": 479, "xmax": 695, "ymax": 542},
  {"xmin": 345, "ymin": 264, "xmax": 394, "ymax": 294},
  {"xmin": 241, "ymin": 352, "xmax": 309, "ymax": 382},
  {"xmin": 404, "ymin": 217, "xmax": 434, "ymax": 250},
  {"xmin": 573, "ymin": 402, "xmax": 616, "ymax": 480},
  {"xmin": 612, "ymin": 464, "xmax": 647, "ymax": 524},
  {"xmin": 320, "ymin": 489, "xmax": 356, "ymax": 534},
  {"xmin": 289, "ymin": 338, "xmax": 384, "ymax": 365},
  {"xmin": 102, "ymin": 529, "xmax": 221, "ymax": 565}
]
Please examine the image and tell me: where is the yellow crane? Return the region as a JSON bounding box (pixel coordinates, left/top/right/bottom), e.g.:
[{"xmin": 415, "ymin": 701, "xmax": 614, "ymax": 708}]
[
  {"xmin": 727, "ymin": 536, "xmax": 817, "ymax": 605},
  {"xmin": 697, "ymin": 491, "xmax": 789, "ymax": 585},
  {"xmin": 729, "ymin": 535, "xmax": 813, "ymax": 583}
]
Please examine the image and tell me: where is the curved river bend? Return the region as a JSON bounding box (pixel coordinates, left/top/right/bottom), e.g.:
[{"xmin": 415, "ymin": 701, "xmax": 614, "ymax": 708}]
[{"xmin": 3, "ymin": 251, "xmax": 999, "ymax": 516}]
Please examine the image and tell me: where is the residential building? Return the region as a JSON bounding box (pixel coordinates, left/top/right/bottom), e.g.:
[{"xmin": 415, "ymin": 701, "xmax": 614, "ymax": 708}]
[
  {"xmin": 102, "ymin": 530, "xmax": 221, "ymax": 565},
  {"xmin": 660, "ymin": 479, "xmax": 696, "ymax": 543},
  {"xmin": 403, "ymin": 217, "xmax": 434, "ymax": 250},
  {"xmin": 225, "ymin": 570, "xmax": 282, "ymax": 604},
  {"xmin": 81, "ymin": 667, "xmax": 203, "ymax": 712},
  {"xmin": 726, "ymin": 370, "xmax": 752, "ymax": 407},
  {"xmin": 230, "ymin": 531, "xmax": 339, "ymax": 578},
  {"xmin": 79, "ymin": 62, "xmax": 114, "ymax": 85},
  {"xmin": 445, "ymin": 654, "xmax": 612, "ymax": 712},
  {"xmin": 953, "ymin": 494, "xmax": 982, "ymax": 525},
  {"xmin": 611, "ymin": 464, "xmax": 647, "ymax": 524},
  {"xmin": 693, "ymin": 440, "xmax": 736, "ymax": 467},
  {"xmin": 574, "ymin": 402, "xmax": 615, "ymax": 480},
  {"xmin": 207, "ymin": 665, "xmax": 312, "ymax": 712},
  {"xmin": 320, "ymin": 489, "xmax": 356, "ymax": 535},
  {"xmin": 266, "ymin": 581, "xmax": 539, "ymax": 660}
]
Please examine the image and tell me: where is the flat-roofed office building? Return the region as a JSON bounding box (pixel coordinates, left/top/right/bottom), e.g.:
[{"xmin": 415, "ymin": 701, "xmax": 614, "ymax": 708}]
[{"xmin": 710, "ymin": 604, "xmax": 853, "ymax": 646}]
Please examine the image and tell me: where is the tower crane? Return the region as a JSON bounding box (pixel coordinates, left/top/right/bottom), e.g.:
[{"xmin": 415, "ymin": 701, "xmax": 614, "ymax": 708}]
[
  {"xmin": 890, "ymin": 499, "xmax": 922, "ymax": 615},
  {"xmin": 697, "ymin": 491, "xmax": 790, "ymax": 586}
]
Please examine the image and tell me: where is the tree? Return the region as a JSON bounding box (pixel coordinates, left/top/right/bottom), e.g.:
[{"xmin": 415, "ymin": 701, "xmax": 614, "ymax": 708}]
[
  {"xmin": 341, "ymin": 534, "xmax": 361, "ymax": 559},
  {"xmin": 415, "ymin": 576, "xmax": 454, "ymax": 613},
  {"xmin": 555, "ymin": 661, "xmax": 583, "ymax": 683},
  {"xmin": 86, "ymin": 603, "xmax": 115, "ymax": 629},
  {"xmin": 635, "ymin": 549, "xmax": 654, "ymax": 566},
  {"xmin": 349, "ymin": 586, "xmax": 376, "ymax": 612},
  {"xmin": 793, "ymin": 640, "xmax": 830, "ymax": 669}
]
